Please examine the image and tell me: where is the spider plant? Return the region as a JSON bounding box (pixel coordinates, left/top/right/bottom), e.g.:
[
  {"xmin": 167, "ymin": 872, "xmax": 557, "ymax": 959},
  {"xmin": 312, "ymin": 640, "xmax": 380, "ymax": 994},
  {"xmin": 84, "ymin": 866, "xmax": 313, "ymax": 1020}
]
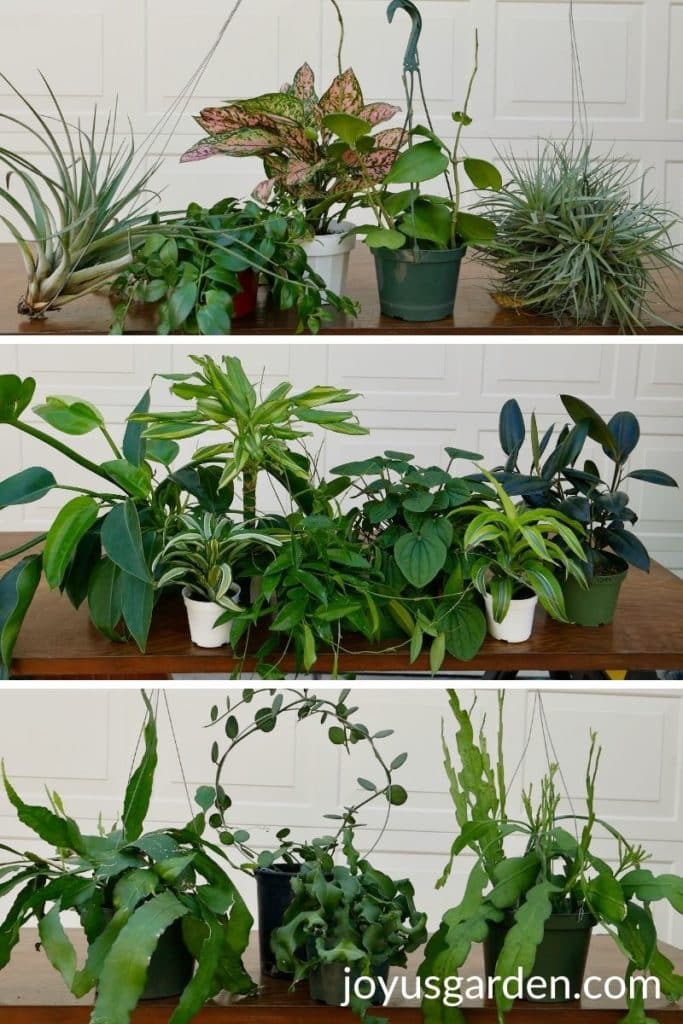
[
  {"xmin": 476, "ymin": 139, "xmax": 682, "ymax": 333},
  {"xmin": 0, "ymin": 73, "xmax": 159, "ymax": 317}
]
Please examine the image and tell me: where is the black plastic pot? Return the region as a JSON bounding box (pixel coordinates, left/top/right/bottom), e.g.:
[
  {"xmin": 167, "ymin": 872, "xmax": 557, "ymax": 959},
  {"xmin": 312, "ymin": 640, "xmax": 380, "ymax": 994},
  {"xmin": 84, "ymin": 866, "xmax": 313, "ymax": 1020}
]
[
  {"xmin": 484, "ymin": 911, "xmax": 595, "ymax": 1002},
  {"xmin": 255, "ymin": 863, "xmax": 301, "ymax": 976},
  {"xmin": 373, "ymin": 245, "xmax": 467, "ymax": 321},
  {"xmin": 562, "ymin": 558, "xmax": 629, "ymax": 627},
  {"xmin": 309, "ymin": 959, "xmax": 390, "ymax": 1007},
  {"xmin": 102, "ymin": 912, "xmax": 194, "ymax": 999}
]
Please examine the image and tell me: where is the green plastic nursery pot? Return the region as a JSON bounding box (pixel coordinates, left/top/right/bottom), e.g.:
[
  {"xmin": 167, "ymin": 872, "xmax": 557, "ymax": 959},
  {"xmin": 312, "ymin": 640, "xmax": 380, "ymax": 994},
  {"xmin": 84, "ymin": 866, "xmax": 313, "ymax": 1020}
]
[
  {"xmin": 562, "ymin": 558, "xmax": 629, "ymax": 627},
  {"xmin": 484, "ymin": 911, "xmax": 595, "ymax": 1002},
  {"xmin": 373, "ymin": 245, "xmax": 467, "ymax": 322},
  {"xmin": 308, "ymin": 959, "xmax": 390, "ymax": 1007},
  {"xmin": 101, "ymin": 913, "xmax": 194, "ymax": 999},
  {"xmin": 255, "ymin": 863, "xmax": 302, "ymax": 976}
]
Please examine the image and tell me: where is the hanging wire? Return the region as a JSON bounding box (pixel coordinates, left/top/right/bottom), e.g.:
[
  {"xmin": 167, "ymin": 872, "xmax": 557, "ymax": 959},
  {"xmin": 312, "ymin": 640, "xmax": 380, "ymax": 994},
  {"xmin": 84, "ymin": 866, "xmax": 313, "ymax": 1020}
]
[
  {"xmin": 569, "ymin": 0, "xmax": 589, "ymax": 141},
  {"xmin": 163, "ymin": 691, "xmax": 197, "ymax": 824}
]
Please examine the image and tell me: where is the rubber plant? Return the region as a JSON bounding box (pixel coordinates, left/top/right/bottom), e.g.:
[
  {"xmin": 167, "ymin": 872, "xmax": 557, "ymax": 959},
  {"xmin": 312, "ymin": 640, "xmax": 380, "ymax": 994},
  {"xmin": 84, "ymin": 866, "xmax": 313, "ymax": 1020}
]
[
  {"xmin": 0, "ymin": 372, "xmax": 235, "ymax": 677},
  {"xmin": 419, "ymin": 691, "xmax": 683, "ymax": 1024},
  {"xmin": 132, "ymin": 353, "xmax": 368, "ymax": 525},
  {"xmin": 0, "ymin": 693, "xmax": 256, "ymax": 1024}
]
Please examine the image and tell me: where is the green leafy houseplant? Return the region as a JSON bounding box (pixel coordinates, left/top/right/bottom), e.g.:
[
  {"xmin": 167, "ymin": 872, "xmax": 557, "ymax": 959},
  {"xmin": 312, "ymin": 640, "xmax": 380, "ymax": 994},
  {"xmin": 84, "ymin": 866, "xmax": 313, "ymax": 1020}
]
[
  {"xmin": 420, "ymin": 691, "xmax": 683, "ymax": 1024},
  {"xmin": 0, "ymin": 694, "xmax": 256, "ymax": 1024},
  {"xmin": 455, "ymin": 467, "xmax": 588, "ymax": 638},
  {"xmin": 110, "ymin": 199, "xmax": 358, "ymax": 336},
  {"xmin": 272, "ymin": 826, "xmax": 427, "ymax": 1021},
  {"xmin": 494, "ymin": 395, "xmax": 679, "ymax": 625},
  {"xmin": 0, "ymin": 75, "xmax": 158, "ymax": 319},
  {"xmin": 476, "ymin": 140, "xmax": 683, "ymax": 333}
]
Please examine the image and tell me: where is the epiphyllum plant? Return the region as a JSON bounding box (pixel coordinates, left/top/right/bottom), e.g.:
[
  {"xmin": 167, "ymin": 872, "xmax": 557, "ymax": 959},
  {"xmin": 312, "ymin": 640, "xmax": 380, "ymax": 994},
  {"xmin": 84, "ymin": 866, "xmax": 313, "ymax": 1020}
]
[{"xmin": 181, "ymin": 64, "xmax": 403, "ymax": 237}]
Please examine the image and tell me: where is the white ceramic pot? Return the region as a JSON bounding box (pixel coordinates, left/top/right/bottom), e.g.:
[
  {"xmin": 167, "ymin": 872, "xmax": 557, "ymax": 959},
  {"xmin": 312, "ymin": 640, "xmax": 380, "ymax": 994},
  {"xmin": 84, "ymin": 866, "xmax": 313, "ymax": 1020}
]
[
  {"xmin": 182, "ymin": 584, "xmax": 241, "ymax": 649},
  {"xmin": 484, "ymin": 592, "xmax": 538, "ymax": 644},
  {"xmin": 301, "ymin": 223, "xmax": 356, "ymax": 299}
]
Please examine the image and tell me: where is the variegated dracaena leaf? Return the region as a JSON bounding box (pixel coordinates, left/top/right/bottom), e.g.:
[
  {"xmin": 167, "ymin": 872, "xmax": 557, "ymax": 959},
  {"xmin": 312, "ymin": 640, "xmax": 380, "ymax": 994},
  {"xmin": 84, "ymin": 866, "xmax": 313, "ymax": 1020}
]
[
  {"xmin": 319, "ymin": 68, "xmax": 364, "ymax": 116},
  {"xmin": 361, "ymin": 102, "xmax": 401, "ymax": 126}
]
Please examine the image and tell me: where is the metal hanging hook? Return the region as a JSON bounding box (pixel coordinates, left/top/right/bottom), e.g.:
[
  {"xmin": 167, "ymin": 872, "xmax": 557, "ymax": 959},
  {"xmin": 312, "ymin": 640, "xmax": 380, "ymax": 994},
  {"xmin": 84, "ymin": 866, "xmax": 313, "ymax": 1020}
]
[{"xmin": 387, "ymin": 0, "xmax": 423, "ymax": 73}]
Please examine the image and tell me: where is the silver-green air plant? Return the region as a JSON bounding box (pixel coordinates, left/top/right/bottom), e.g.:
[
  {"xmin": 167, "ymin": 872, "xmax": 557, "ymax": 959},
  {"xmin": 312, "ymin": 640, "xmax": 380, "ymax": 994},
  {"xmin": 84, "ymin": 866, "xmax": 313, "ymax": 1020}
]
[
  {"xmin": 0, "ymin": 73, "xmax": 158, "ymax": 317},
  {"xmin": 476, "ymin": 139, "xmax": 682, "ymax": 333}
]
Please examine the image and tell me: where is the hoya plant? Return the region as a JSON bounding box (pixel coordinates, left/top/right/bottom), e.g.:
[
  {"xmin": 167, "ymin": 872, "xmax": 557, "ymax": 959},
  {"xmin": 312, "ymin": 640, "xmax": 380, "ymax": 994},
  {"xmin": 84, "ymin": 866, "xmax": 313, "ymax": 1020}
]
[
  {"xmin": 419, "ymin": 691, "xmax": 683, "ymax": 1024},
  {"xmin": 0, "ymin": 694, "xmax": 256, "ymax": 1024},
  {"xmin": 181, "ymin": 64, "xmax": 403, "ymax": 236}
]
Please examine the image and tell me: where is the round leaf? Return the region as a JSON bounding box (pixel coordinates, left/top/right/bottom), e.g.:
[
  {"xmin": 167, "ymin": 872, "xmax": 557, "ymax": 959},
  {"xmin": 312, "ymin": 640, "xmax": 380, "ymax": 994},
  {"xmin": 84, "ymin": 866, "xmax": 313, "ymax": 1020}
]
[{"xmin": 384, "ymin": 142, "xmax": 449, "ymax": 185}]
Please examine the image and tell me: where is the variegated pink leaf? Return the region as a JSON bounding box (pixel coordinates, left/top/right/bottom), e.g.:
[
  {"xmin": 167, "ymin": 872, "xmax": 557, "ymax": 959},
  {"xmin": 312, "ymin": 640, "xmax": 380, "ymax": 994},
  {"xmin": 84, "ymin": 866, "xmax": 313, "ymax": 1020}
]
[
  {"xmin": 362, "ymin": 147, "xmax": 401, "ymax": 182},
  {"xmin": 374, "ymin": 127, "xmax": 406, "ymax": 151},
  {"xmin": 319, "ymin": 68, "xmax": 364, "ymax": 116},
  {"xmin": 239, "ymin": 92, "xmax": 307, "ymax": 125},
  {"xmin": 196, "ymin": 105, "xmax": 267, "ymax": 134},
  {"xmin": 180, "ymin": 139, "xmax": 222, "ymax": 163},
  {"xmin": 292, "ymin": 63, "xmax": 317, "ymax": 103},
  {"xmin": 252, "ymin": 179, "xmax": 276, "ymax": 203},
  {"xmin": 211, "ymin": 127, "xmax": 283, "ymax": 156},
  {"xmin": 361, "ymin": 102, "xmax": 401, "ymax": 127},
  {"xmin": 285, "ymin": 159, "xmax": 315, "ymax": 186}
]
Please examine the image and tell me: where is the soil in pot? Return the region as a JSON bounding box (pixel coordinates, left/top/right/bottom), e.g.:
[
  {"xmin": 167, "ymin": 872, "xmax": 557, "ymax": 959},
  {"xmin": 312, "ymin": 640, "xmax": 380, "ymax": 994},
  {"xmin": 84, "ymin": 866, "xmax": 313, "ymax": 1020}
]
[
  {"xmin": 309, "ymin": 959, "xmax": 390, "ymax": 1007},
  {"xmin": 255, "ymin": 863, "xmax": 302, "ymax": 977},
  {"xmin": 484, "ymin": 590, "xmax": 538, "ymax": 644},
  {"xmin": 373, "ymin": 244, "xmax": 466, "ymax": 322},
  {"xmin": 484, "ymin": 911, "xmax": 594, "ymax": 1002},
  {"xmin": 562, "ymin": 557, "xmax": 628, "ymax": 627}
]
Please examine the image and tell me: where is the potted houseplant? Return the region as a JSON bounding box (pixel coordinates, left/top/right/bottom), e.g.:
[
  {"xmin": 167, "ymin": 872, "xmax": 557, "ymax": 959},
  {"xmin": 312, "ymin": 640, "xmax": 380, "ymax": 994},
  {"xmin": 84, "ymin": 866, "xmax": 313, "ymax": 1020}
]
[
  {"xmin": 455, "ymin": 469, "xmax": 588, "ymax": 642},
  {"xmin": 203, "ymin": 688, "xmax": 411, "ymax": 976},
  {"xmin": 495, "ymin": 395, "xmax": 679, "ymax": 626},
  {"xmin": 153, "ymin": 512, "xmax": 283, "ymax": 648},
  {"xmin": 181, "ymin": 54, "xmax": 403, "ymax": 299},
  {"xmin": 475, "ymin": 140, "xmax": 683, "ymax": 333},
  {"xmin": 328, "ymin": 23, "xmax": 500, "ymax": 321},
  {"xmin": 111, "ymin": 198, "xmax": 359, "ymax": 335},
  {"xmin": 272, "ymin": 826, "xmax": 427, "ymax": 1019},
  {"xmin": 0, "ymin": 693, "xmax": 256, "ymax": 1023},
  {"xmin": 419, "ymin": 691, "xmax": 683, "ymax": 1024}
]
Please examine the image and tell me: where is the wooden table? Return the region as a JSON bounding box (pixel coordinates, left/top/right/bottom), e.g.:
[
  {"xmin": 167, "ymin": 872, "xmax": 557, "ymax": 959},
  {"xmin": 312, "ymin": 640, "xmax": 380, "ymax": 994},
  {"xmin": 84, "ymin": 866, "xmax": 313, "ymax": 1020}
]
[
  {"xmin": 1, "ymin": 931, "xmax": 681, "ymax": 1021},
  {"xmin": 1, "ymin": 245, "xmax": 681, "ymax": 335},
  {"xmin": 4, "ymin": 533, "xmax": 683, "ymax": 678}
]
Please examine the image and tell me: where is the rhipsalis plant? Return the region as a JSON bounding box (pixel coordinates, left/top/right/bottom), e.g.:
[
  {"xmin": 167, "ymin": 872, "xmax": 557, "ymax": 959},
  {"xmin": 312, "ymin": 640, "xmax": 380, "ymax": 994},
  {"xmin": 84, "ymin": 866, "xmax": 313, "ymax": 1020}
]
[
  {"xmin": 419, "ymin": 691, "xmax": 683, "ymax": 1024},
  {"xmin": 0, "ymin": 693, "xmax": 256, "ymax": 1024}
]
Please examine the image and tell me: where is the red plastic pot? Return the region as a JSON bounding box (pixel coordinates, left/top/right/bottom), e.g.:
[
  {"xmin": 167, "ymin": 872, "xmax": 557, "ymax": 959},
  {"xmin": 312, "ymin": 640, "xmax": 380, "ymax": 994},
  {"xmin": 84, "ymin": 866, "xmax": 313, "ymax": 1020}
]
[{"xmin": 233, "ymin": 270, "xmax": 259, "ymax": 319}]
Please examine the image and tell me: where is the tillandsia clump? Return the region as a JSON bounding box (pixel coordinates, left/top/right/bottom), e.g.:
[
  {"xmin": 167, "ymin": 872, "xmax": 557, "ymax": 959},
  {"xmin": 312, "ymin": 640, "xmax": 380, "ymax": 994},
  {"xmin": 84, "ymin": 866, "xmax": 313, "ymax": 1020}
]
[
  {"xmin": 181, "ymin": 64, "xmax": 404, "ymax": 236},
  {"xmin": 0, "ymin": 74, "xmax": 158, "ymax": 318},
  {"xmin": 476, "ymin": 140, "xmax": 683, "ymax": 332}
]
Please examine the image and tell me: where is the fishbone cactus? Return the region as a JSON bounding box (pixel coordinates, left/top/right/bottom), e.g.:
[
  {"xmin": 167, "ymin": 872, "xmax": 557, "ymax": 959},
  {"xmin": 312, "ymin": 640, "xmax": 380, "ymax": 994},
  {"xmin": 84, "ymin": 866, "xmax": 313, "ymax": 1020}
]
[{"xmin": 182, "ymin": 64, "xmax": 404, "ymax": 234}]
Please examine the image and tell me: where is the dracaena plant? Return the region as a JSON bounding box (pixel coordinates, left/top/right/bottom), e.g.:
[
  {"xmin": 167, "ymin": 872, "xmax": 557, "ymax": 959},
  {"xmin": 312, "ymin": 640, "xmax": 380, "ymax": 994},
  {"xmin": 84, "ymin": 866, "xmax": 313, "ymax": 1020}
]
[
  {"xmin": 0, "ymin": 373, "xmax": 240, "ymax": 677},
  {"xmin": 152, "ymin": 511, "xmax": 283, "ymax": 607},
  {"xmin": 0, "ymin": 693, "xmax": 256, "ymax": 1024},
  {"xmin": 455, "ymin": 468, "xmax": 588, "ymax": 624},
  {"xmin": 419, "ymin": 691, "xmax": 683, "ymax": 1024},
  {"xmin": 132, "ymin": 354, "xmax": 368, "ymax": 525},
  {"xmin": 0, "ymin": 75, "xmax": 157, "ymax": 318},
  {"xmin": 495, "ymin": 396, "xmax": 679, "ymax": 577},
  {"xmin": 181, "ymin": 63, "xmax": 403, "ymax": 236}
]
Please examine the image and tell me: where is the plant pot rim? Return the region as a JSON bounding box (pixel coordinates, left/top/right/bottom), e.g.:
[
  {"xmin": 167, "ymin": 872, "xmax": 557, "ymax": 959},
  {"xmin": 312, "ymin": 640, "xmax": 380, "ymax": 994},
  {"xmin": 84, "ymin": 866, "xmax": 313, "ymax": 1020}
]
[
  {"xmin": 591, "ymin": 556, "xmax": 629, "ymax": 581},
  {"xmin": 181, "ymin": 584, "xmax": 241, "ymax": 607},
  {"xmin": 485, "ymin": 591, "xmax": 538, "ymax": 609},
  {"xmin": 497, "ymin": 909, "xmax": 596, "ymax": 931},
  {"xmin": 372, "ymin": 244, "xmax": 467, "ymax": 264},
  {"xmin": 255, "ymin": 862, "xmax": 302, "ymax": 877}
]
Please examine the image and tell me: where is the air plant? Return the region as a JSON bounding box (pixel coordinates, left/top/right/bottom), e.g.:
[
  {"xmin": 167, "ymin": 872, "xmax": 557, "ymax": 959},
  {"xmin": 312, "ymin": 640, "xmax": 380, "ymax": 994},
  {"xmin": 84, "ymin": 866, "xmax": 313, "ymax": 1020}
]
[
  {"xmin": 476, "ymin": 139, "xmax": 682, "ymax": 333},
  {"xmin": 0, "ymin": 73, "xmax": 159, "ymax": 318}
]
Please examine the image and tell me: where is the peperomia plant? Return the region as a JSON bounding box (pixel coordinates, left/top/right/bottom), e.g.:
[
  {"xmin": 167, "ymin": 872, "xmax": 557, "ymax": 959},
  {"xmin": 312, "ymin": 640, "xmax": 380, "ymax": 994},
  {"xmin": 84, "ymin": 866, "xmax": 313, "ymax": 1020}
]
[
  {"xmin": 419, "ymin": 691, "xmax": 683, "ymax": 1024},
  {"xmin": 494, "ymin": 396, "xmax": 679, "ymax": 577},
  {"xmin": 0, "ymin": 693, "xmax": 256, "ymax": 1024},
  {"xmin": 181, "ymin": 65, "xmax": 403, "ymax": 237}
]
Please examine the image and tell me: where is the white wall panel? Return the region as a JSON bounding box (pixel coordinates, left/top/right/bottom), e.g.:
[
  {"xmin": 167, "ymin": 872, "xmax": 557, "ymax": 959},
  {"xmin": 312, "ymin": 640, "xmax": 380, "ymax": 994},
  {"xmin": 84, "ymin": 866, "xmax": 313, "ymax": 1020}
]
[
  {"xmin": 0, "ymin": 1, "xmax": 682, "ymax": 241},
  {"xmin": 1, "ymin": 342, "xmax": 682, "ymax": 572},
  {"xmin": 0, "ymin": 688, "xmax": 681, "ymax": 945}
]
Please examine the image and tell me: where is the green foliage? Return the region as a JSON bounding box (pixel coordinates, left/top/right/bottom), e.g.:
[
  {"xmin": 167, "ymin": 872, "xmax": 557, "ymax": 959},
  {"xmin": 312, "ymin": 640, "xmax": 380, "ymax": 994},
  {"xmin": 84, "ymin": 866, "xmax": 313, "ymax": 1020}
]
[
  {"xmin": 111, "ymin": 199, "xmax": 358, "ymax": 336},
  {"xmin": 0, "ymin": 75, "xmax": 157, "ymax": 318},
  {"xmin": 494, "ymin": 396, "xmax": 678, "ymax": 576},
  {"xmin": 182, "ymin": 65, "xmax": 403, "ymax": 235},
  {"xmin": 271, "ymin": 828, "xmax": 427, "ymax": 1020},
  {"xmin": 422, "ymin": 692, "xmax": 683, "ymax": 1023},
  {"xmin": 476, "ymin": 140, "xmax": 683, "ymax": 332},
  {"xmin": 0, "ymin": 694, "xmax": 255, "ymax": 1024}
]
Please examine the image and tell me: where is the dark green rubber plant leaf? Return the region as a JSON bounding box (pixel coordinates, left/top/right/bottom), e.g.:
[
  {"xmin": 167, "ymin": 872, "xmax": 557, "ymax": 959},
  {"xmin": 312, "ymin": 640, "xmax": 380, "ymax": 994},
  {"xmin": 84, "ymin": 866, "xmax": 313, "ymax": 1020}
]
[
  {"xmin": 120, "ymin": 572, "xmax": 154, "ymax": 653},
  {"xmin": 90, "ymin": 891, "xmax": 190, "ymax": 1024},
  {"xmin": 0, "ymin": 554, "xmax": 42, "ymax": 678},
  {"xmin": 43, "ymin": 496, "xmax": 99, "ymax": 589},
  {"xmin": 87, "ymin": 558, "xmax": 123, "ymax": 642},
  {"xmin": 123, "ymin": 389, "xmax": 151, "ymax": 466},
  {"xmin": 0, "ymin": 467, "xmax": 56, "ymax": 507},
  {"xmin": 101, "ymin": 501, "xmax": 152, "ymax": 583}
]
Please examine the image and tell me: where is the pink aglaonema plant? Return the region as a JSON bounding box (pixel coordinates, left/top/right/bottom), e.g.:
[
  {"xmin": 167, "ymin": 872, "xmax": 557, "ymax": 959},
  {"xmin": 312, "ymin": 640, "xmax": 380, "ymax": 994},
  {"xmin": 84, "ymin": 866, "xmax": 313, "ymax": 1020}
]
[{"xmin": 181, "ymin": 64, "xmax": 403, "ymax": 235}]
